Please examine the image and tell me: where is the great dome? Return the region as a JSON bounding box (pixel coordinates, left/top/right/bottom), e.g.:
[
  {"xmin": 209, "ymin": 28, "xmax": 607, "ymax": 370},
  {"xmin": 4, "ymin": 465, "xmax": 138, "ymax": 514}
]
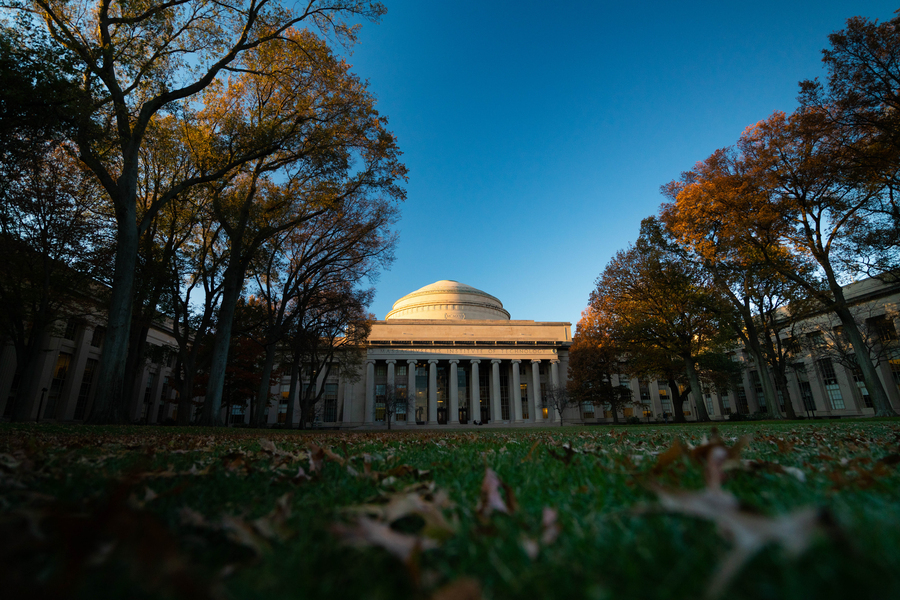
[{"xmin": 385, "ymin": 280, "xmax": 510, "ymax": 321}]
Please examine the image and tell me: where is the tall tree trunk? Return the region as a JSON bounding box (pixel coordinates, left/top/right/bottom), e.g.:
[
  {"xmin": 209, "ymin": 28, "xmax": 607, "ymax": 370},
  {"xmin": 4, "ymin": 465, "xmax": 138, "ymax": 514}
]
[
  {"xmin": 741, "ymin": 325, "xmax": 783, "ymax": 419},
  {"xmin": 284, "ymin": 358, "xmax": 300, "ymax": 429},
  {"xmin": 683, "ymin": 355, "xmax": 710, "ymax": 422},
  {"xmin": 667, "ymin": 378, "xmax": 686, "ymax": 423},
  {"xmin": 11, "ymin": 334, "xmax": 46, "ymax": 421},
  {"xmin": 253, "ymin": 341, "xmax": 278, "ymax": 427},
  {"xmin": 89, "ymin": 215, "xmax": 138, "ymax": 424},
  {"xmin": 834, "ymin": 304, "xmax": 896, "ymax": 415},
  {"xmin": 200, "ymin": 258, "xmax": 245, "ymax": 426}
]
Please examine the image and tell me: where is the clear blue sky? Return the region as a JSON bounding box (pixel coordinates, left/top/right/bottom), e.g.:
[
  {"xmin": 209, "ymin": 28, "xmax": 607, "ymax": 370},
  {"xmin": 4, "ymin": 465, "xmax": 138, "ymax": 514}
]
[{"xmin": 341, "ymin": 1, "xmax": 898, "ymax": 329}]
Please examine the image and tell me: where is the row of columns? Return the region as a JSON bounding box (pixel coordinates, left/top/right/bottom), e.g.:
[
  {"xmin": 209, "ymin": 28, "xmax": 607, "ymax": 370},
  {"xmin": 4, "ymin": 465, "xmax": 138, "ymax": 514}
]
[{"xmin": 364, "ymin": 357, "xmax": 561, "ymax": 425}]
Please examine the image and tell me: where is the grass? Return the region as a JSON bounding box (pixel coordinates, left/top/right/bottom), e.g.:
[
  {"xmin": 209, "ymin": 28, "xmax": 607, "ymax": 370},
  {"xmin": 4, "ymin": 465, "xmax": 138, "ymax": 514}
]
[{"xmin": 2, "ymin": 419, "xmax": 899, "ymax": 599}]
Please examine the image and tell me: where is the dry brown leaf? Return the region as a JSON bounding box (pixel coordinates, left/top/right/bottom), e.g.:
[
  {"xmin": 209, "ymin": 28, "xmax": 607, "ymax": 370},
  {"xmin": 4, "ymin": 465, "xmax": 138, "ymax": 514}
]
[
  {"xmin": 332, "ymin": 516, "xmax": 438, "ymax": 562},
  {"xmin": 476, "ymin": 468, "xmax": 516, "ymax": 519},
  {"xmin": 653, "ymin": 485, "xmax": 825, "ymax": 598}
]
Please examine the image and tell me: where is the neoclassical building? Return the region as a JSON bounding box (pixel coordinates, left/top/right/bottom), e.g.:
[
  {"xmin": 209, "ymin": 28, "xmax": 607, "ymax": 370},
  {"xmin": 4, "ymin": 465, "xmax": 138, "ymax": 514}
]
[{"xmin": 336, "ymin": 280, "xmax": 572, "ymax": 427}]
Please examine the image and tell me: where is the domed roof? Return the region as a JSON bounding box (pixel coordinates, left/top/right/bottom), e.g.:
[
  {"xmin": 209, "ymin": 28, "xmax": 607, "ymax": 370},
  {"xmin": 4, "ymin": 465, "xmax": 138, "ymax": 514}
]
[{"xmin": 386, "ymin": 280, "xmax": 510, "ymax": 321}]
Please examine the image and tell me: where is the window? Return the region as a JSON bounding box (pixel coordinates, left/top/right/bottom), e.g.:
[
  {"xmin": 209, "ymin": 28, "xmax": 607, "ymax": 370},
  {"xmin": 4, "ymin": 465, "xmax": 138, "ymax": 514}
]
[
  {"xmin": 872, "ymin": 316, "xmax": 898, "ymax": 343},
  {"xmin": 63, "ymin": 319, "xmax": 78, "ymax": 341},
  {"xmin": 658, "ymin": 385, "xmax": 672, "ymax": 415},
  {"xmin": 375, "ymin": 383, "xmax": 386, "ymax": 421},
  {"xmin": 581, "ymin": 400, "xmax": 594, "ymax": 416},
  {"xmin": 639, "ymin": 380, "xmax": 651, "ymax": 402},
  {"xmin": 848, "ymin": 356, "xmax": 872, "ymax": 409},
  {"xmin": 718, "ymin": 389, "xmax": 731, "ymax": 415},
  {"xmin": 44, "ymin": 352, "xmax": 72, "ymax": 418},
  {"xmin": 704, "ymin": 389, "xmax": 713, "ymax": 415},
  {"xmin": 499, "ymin": 373, "xmax": 510, "ymax": 420},
  {"xmin": 793, "ymin": 364, "xmax": 816, "ymax": 412},
  {"xmin": 808, "ymin": 331, "xmax": 826, "ymax": 349},
  {"xmin": 817, "ymin": 358, "xmax": 845, "ymax": 410},
  {"xmin": 324, "ymin": 383, "xmax": 338, "ymax": 422},
  {"xmin": 520, "ymin": 384, "xmax": 529, "ymax": 420},
  {"xmin": 230, "ymin": 403, "xmax": 245, "ymax": 424},
  {"xmin": 890, "ymin": 349, "xmax": 900, "ymax": 396},
  {"xmin": 785, "ymin": 337, "xmax": 801, "ymax": 356},
  {"xmin": 736, "ymin": 384, "xmax": 749, "ymax": 414},
  {"xmin": 90, "ymin": 326, "xmax": 105, "ymax": 348},
  {"xmin": 749, "ymin": 371, "xmax": 767, "ymax": 412}
]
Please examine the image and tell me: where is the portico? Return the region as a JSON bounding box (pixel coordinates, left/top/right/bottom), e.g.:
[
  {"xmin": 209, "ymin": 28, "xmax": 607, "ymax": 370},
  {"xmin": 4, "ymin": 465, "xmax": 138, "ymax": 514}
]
[{"xmin": 344, "ymin": 280, "xmax": 571, "ymax": 428}]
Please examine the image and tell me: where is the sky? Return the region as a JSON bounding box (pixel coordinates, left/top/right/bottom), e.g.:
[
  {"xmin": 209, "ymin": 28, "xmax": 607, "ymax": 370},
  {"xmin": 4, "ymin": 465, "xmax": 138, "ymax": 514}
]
[{"xmin": 339, "ymin": 1, "xmax": 899, "ymax": 329}]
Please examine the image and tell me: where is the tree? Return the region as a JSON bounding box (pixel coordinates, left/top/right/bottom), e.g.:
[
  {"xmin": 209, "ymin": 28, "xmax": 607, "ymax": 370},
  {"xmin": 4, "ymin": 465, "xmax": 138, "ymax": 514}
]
[
  {"xmin": 567, "ymin": 308, "xmax": 635, "ymax": 424},
  {"xmin": 589, "ymin": 218, "xmax": 733, "ymax": 422},
  {"xmin": 661, "ymin": 148, "xmax": 823, "ymax": 419},
  {"xmin": 12, "ymin": 1, "xmax": 392, "ymax": 424},
  {"xmin": 289, "ymin": 286, "xmax": 371, "ymax": 429},
  {"xmin": 541, "ymin": 383, "xmax": 577, "ymax": 427},
  {"xmin": 725, "ymin": 111, "xmax": 892, "ymax": 415},
  {"xmin": 380, "ymin": 383, "xmax": 411, "ymax": 430},
  {"xmin": 197, "ymin": 27, "xmax": 405, "ymax": 426},
  {"xmin": 246, "ymin": 181, "xmax": 398, "ymax": 428},
  {"xmin": 799, "ymin": 12, "xmax": 900, "ymax": 279}
]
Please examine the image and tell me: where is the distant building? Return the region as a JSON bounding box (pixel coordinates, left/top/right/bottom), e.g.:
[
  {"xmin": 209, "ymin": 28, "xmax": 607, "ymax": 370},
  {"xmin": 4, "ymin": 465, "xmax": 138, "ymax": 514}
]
[{"xmin": 3, "ymin": 277, "xmax": 898, "ymax": 425}]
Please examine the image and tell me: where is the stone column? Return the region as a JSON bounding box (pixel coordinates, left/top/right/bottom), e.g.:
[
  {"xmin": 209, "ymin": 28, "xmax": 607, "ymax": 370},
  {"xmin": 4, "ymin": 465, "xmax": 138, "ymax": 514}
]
[
  {"xmin": 364, "ymin": 359, "xmax": 375, "ymax": 424},
  {"xmin": 511, "ymin": 360, "xmax": 523, "ymax": 423},
  {"xmin": 491, "ymin": 359, "xmax": 502, "ymax": 422},
  {"xmin": 407, "ymin": 359, "xmax": 417, "ymax": 423},
  {"xmin": 449, "ymin": 359, "xmax": 459, "ymax": 425},
  {"xmin": 428, "ymin": 359, "xmax": 438, "ymax": 425},
  {"xmin": 386, "ymin": 359, "xmax": 396, "ymax": 424},
  {"xmin": 531, "ymin": 360, "xmax": 542, "ymax": 421},
  {"xmin": 548, "ymin": 359, "xmax": 560, "ymax": 422},
  {"xmin": 471, "ymin": 360, "xmax": 481, "ymax": 423}
]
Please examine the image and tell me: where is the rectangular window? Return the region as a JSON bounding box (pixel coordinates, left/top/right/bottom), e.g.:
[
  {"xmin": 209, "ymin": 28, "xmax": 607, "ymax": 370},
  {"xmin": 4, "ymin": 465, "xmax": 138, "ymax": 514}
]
[
  {"xmin": 889, "ymin": 350, "xmax": 900, "ymax": 396},
  {"xmin": 63, "ymin": 319, "xmax": 78, "ymax": 341},
  {"xmin": 324, "ymin": 383, "xmax": 338, "ymax": 422},
  {"xmin": 872, "ymin": 316, "xmax": 898, "ymax": 343},
  {"xmin": 581, "ymin": 400, "xmax": 594, "ymax": 416},
  {"xmin": 90, "ymin": 326, "xmax": 105, "ymax": 348},
  {"xmin": 73, "ymin": 358, "xmax": 98, "ymax": 420},
  {"xmin": 499, "ymin": 373, "xmax": 510, "ymax": 421},
  {"xmin": 375, "ymin": 383, "xmax": 386, "ymax": 421},
  {"xmin": 718, "ymin": 388, "xmax": 731, "ymax": 415},
  {"xmin": 848, "ymin": 356, "xmax": 872, "ymax": 409},
  {"xmin": 749, "ymin": 371, "xmax": 767, "ymax": 412},
  {"xmin": 817, "ymin": 358, "xmax": 845, "ymax": 410},
  {"xmin": 43, "ymin": 352, "xmax": 72, "ymax": 418},
  {"xmin": 520, "ymin": 384, "xmax": 529, "ymax": 420},
  {"xmin": 659, "ymin": 386, "xmax": 672, "ymax": 415},
  {"xmin": 639, "ymin": 380, "xmax": 651, "ymax": 402},
  {"xmin": 736, "ymin": 384, "xmax": 749, "ymax": 414}
]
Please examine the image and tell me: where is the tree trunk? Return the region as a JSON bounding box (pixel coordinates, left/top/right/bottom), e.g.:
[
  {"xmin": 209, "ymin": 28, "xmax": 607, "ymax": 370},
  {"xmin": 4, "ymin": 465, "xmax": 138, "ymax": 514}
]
[
  {"xmin": 743, "ymin": 330, "xmax": 783, "ymax": 419},
  {"xmin": 284, "ymin": 358, "xmax": 300, "ymax": 429},
  {"xmin": 11, "ymin": 335, "xmax": 46, "ymax": 421},
  {"xmin": 89, "ymin": 214, "xmax": 138, "ymax": 424},
  {"xmin": 668, "ymin": 378, "xmax": 686, "ymax": 423},
  {"xmin": 683, "ymin": 355, "xmax": 710, "ymax": 422},
  {"xmin": 833, "ymin": 303, "xmax": 896, "ymax": 416},
  {"xmin": 200, "ymin": 258, "xmax": 245, "ymax": 426},
  {"xmin": 253, "ymin": 341, "xmax": 278, "ymax": 427}
]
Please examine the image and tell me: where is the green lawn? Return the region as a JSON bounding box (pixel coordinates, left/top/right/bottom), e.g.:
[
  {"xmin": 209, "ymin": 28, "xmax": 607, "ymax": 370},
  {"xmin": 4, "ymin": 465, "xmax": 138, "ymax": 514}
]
[{"xmin": 2, "ymin": 420, "xmax": 899, "ymax": 599}]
